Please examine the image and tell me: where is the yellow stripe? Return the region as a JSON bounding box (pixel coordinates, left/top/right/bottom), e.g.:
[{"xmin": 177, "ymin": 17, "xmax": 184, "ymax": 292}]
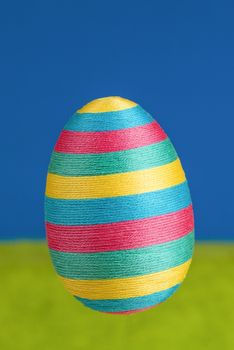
[
  {"xmin": 60, "ymin": 259, "xmax": 192, "ymax": 299},
  {"xmin": 46, "ymin": 159, "xmax": 185, "ymax": 199},
  {"xmin": 77, "ymin": 96, "xmax": 137, "ymax": 113}
]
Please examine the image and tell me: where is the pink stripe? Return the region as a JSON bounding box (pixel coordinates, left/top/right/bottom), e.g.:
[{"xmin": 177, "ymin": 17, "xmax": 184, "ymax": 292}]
[
  {"xmin": 54, "ymin": 122, "xmax": 167, "ymax": 154},
  {"xmin": 104, "ymin": 305, "xmax": 156, "ymax": 315},
  {"xmin": 46, "ymin": 205, "xmax": 194, "ymax": 253}
]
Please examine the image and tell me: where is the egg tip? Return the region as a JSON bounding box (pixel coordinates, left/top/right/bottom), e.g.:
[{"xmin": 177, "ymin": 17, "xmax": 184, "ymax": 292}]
[{"xmin": 77, "ymin": 96, "xmax": 137, "ymax": 113}]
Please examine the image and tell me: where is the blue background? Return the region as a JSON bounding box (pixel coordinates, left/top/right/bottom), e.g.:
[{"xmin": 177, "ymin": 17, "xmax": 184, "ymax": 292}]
[{"xmin": 1, "ymin": 0, "xmax": 233, "ymax": 240}]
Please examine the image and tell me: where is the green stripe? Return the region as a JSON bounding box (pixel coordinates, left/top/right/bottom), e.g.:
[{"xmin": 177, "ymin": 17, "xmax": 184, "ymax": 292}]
[
  {"xmin": 49, "ymin": 231, "xmax": 194, "ymax": 280},
  {"xmin": 48, "ymin": 138, "xmax": 177, "ymax": 176}
]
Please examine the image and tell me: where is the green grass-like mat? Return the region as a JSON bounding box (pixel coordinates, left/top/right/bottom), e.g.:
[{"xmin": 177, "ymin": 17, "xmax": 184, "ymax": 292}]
[{"xmin": 0, "ymin": 243, "xmax": 233, "ymax": 349}]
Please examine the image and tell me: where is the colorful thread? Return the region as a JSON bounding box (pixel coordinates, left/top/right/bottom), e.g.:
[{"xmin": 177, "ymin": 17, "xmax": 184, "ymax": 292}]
[
  {"xmin": 45, "ymin": 182, "xmax": 191, "ymax": 225},
  {"xmin": 48, "ymin": 138, "xmax": 178, "ymax": 176},
  {"xmin": 49, "ymin": 232, "xmax": 193, "ymax": 279},
  {"xmin": 59, "ymin": 259, "xmax": 192, "ymax": 299},
  {"xmin": 46, "ymin": 159, "xmax": 185, "ymax": 199},
  {"xmin": 45, "ymin": 96, "xmax": 194, "ymax": 314},
  {"xmin": 64, "ymin": 105, "xmax": 152, "ymax": 132},
  {"xmin": 56, "ymin": 122, "xmax": 166, "ymax": 153},
  {"xmin": 76, "ymin": 284, "xmax": 180, "ymax": 313},
  {"xmin": 47, "ymin": 205, "xmax": 194, "ymax": 253}
]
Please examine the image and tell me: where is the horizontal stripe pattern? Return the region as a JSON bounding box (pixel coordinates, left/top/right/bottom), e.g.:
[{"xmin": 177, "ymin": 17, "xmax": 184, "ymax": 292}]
[
  {"xmin": 64, "ymin": 105, "xmax": 154, "ymax": 132},
  {"xmin": 60, "ymin": 259, "xmax": 191, "ymax": 299},
  {"xmin": 48, "ymin": 138, "xmax": 178, "ymax": 176},
  {"xmin": 46, "ymin": 159, "xmax": 185, "ymax": 199},
  {"xmin": 46, "ymin": 97, "xmax": 194, "ymax": 313},
  {"xmin": 49, "ymin": 231, "xmax": 194, "ymax": 279},
  {"xmin": 76, "ymin": 284, "xmax": 180, "ymax": 313},
  {"xmin": 55, "ymin": 121, "xmax": 166, "ymax": 154},
  {"xmin": 46, "ymin": 205, "xmax": 194, "ymax": 253},
  {"xmin": 45, "ymin": 181, "xmax": 191, "ymax": 225}
]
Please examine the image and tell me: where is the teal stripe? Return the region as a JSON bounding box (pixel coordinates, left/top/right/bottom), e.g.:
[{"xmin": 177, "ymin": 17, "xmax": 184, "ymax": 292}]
[
  {"xmin": 48, "ymin": 139, "xmax": 177, "ymax": 176},
  {"xmin": 50, "ymin": 231, "xmax": 194, "ymax": 279},
  {"xmin": 45, "ymin": 182, "xmax": 191, "ymax": 225},
  {"xmin": 76, "ymin": 284, "xmax": 180, "ymax": 312},
  {"xmin": 64, "ymin": 105, "xmax": 153, "ymax": 132}
]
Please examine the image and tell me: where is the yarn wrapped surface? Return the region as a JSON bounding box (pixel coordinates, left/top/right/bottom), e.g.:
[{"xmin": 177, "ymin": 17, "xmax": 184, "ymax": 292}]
[{"xmin": 45, "ymin": 96, "xmax": 194, "ymax": 314}]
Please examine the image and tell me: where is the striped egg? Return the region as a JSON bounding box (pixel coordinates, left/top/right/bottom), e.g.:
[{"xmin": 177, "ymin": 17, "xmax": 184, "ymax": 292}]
[{"xmin": 45, "ymin": 96, "xmax": 194, "ymax": 314}]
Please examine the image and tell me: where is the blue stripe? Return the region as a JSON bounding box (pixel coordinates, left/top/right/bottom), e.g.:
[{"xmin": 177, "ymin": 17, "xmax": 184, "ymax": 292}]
[
  {"xmin": 76, "ymin": 284, "xmax": 180, "ymax": 312},
  {"xmin": 45, "ymin": 182, "xmax": 191, "ymax": 225},
  {"xmin": 64, "ymin": 105, "xmax": 154, "ymax": 131}
]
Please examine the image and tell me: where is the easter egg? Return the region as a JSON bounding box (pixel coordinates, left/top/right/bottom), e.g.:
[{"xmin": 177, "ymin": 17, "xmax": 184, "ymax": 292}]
[{"xmin": 45, "ymin": 96, "xmax": 194, "ymax": 314}]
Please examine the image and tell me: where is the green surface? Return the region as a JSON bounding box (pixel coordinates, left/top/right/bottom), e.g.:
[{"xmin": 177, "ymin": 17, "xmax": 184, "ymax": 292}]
[{"xmin": 0, "ymin": 242, "xmax": 234, "ymax": 350}]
